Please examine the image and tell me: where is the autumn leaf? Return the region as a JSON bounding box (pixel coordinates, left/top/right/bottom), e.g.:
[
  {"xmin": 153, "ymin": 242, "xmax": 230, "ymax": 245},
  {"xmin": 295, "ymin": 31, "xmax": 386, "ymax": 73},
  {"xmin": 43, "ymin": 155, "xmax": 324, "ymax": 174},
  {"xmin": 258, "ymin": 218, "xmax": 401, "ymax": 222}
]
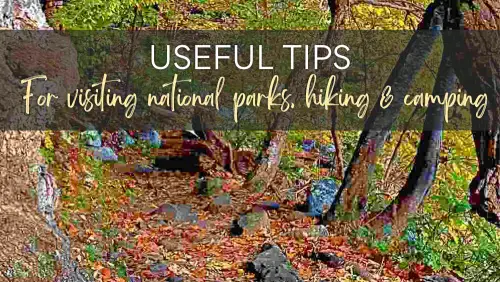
[{"xmin": 101, "ymin": 268, "xmax": 111, "ymax": 280}]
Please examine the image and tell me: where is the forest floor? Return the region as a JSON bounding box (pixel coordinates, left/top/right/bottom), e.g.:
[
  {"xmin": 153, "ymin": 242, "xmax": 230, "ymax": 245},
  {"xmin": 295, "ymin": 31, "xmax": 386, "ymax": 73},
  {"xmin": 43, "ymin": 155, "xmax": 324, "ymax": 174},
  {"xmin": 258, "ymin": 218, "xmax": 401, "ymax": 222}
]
[
  {"xmin": 4, "ymin": 1, "xmax": 491, "ymax": 281},
  {"xmin": 36, "ymin": 131, "xmax": 445, "ymax": 282}
]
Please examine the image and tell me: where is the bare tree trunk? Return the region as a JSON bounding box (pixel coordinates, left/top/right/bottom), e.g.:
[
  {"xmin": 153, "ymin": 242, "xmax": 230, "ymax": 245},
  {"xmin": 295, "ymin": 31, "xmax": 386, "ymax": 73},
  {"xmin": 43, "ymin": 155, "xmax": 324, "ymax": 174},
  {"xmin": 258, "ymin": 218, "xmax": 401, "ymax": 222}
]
[
  {"xmin": 328, "ymin": 0, "xmax": 500, "ymax": 230},
  {"xmin": 451, "ymin": 0, "xmax": 500, "ymax": 226},
  {"xmin": 246, "ymin": 0, "xmax": 349, "ymax": 191},
  {"xmin": 370, "ymin": 33, "xmax": 456, "ymax": 235},
  {"xmin": 324, "ymin": 3, "xmax": 441, "ymax": 222}
]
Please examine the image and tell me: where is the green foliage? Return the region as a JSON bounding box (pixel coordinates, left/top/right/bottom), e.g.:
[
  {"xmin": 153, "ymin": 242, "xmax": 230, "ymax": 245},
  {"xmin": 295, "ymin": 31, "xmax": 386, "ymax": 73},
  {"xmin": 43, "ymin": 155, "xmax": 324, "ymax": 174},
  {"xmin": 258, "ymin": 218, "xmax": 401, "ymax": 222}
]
[
  {"xmin": 279, "ymin": 155, "xmax": 304, "ymax": 181},
  {"xmin": 101, "ymin": 227, "xmax": 120, "ymax": 239},
  {"xmin": 12, "ymin": 261, "xmax": 30, "ymax": 278},
  {"xmin": 197, "ymin": 177, "xmax": 223, "ymax": 195},
  {"xmin": 126, "ymin": 188, "xmax": 137, "ymax": 202},
  {"xmin": 37, "ymin": 253, "xmax": 55, "ymax": 279},
  {"xmin": 231, "ymin": 0, "xmax": 329, "ymax": 30},
  {"xmin": 39, "ymin": 147, "xmax": 55, "ymax": 164},
  {"xmin": 287, "ymin": 131, "xmax": 305, "ymax": 147},
  {"xmin": 223, "ymin": 130, "xmax": 267, "ymax": 150},
  {"xmin": 352, "ymin": 226, "xmax": 391, "ymax": 255},
  {"xmin": 393, "ymin": 191, "xmax": 500, "ymax": 280},
  {"xmin": 84, "ymin": 154, "xmax": 104, "ymax": 188},
  {"xmin": 77, "ymin": 194, "xmax": 88, "ymax": 209},
  {"xmin": 254, "ymin": 179, "xmax": 265, "ymax": 192},
  {"xmin": 85, "ymin": 244, "xmax": 101, "ymax": 263},
  {"xmin": 133, "ymin": 139, "xmax": 154, "ymax": 157},
  {"xmin": 341, "ymin": 131, "xmax": 361, "ymax": 166},
  {"xmin": 116, "ymin": 261, "xmax": 128, "ymax": 278},
  {"xmin": 51, "ymin": 0, "xmax": 160, "ymax": 30}
]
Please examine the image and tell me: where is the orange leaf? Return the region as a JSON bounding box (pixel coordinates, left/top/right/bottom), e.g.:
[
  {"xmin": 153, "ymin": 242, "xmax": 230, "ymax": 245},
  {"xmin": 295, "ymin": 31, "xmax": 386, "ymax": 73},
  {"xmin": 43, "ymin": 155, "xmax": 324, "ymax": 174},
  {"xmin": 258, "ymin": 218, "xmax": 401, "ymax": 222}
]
[
  {"xmin": 101, "ymin": 268, "xmax": 111, "ymax": 279},
  {"xmin": 330, "ymin": 236, "xmax": 347, "ymax": 246},
  {"xmin": 359, "ymin": 243, "xmax": 373, "ymax": 256},
  {"xmin": 193, "ymin": 268, "xmax": 206, "ymax": 278},
  {"xmin": 68, "ymin": 224, "xmax": 78, "ymax": 237}
]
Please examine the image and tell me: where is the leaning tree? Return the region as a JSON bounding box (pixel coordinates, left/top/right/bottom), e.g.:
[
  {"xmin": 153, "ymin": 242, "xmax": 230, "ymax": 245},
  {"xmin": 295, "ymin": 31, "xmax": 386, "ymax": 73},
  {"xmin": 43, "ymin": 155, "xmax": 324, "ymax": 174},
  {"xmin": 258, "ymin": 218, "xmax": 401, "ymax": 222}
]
[
  {"xmin": 244, "ymin": 0, "xmax": 500, "ymax": 233},
  {"xmin": 322, "ymin": 0, "xmax": 500, "ymax": 234}
]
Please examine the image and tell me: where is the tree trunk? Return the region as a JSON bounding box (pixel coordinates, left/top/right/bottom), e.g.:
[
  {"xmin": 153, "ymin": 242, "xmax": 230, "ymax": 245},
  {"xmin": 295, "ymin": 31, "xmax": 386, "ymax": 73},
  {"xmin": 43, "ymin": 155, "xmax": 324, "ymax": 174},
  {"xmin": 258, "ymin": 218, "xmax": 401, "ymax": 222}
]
[
  {"xmin": 452, "ymin": 0, "xmax": 500, "ymax": 226},
  {"xmin": 370, "ymin": 32, "xmax": 456, "ymax": 235},
  {"xmin": 324, "ymin": 3, "xmax": 441, "ymax": 222},
  {"xmin": 327, "ymin": 0, "xmax": 500, "ymax": 229},
  {"xmin": 245, "ymin": 0, "xmax": 349, "ymax": 191}
]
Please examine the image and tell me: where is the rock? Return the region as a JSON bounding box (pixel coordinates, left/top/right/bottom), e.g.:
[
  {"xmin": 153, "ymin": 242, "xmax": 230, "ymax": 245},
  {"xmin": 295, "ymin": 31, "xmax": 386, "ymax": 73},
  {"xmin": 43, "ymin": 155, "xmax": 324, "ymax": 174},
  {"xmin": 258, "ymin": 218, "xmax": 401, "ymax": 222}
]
[
  {"xmin": 247, "ymin": 244, "xmax": 303, "ymax": 282},
  {"xmin": 302, "ymin": 140, "xmax": 315, "ymax": 152},
  {"xmin": 82, "ymin": 130, "xmax": 102, "ymax": 147},
  {"xmin": 140, "ymin": 129, "xmax": 161, "ymax": 148},
  {"xmin": 150, "ymin": 203, "xmax": 177, "ymax": 218},
  {"xmin": 311, "ymin": 252, "xmax": 345, "ymax": 268},
  {"xmin": 3, "ymin": 0, "xmax": 50, "ymax": 29},
  {"xmin": 119, "ymin": 129, "xmax": 136, "ymax": 146},
  {"xmin": 134, "ymin": 164, "xmax": 155, "ymax": 173},
  {"xmin": 209, "ymin": 194, "xmax": 232, "ymax": 213},
  {"xmin": 320, "ymin": 144, "xmax": 336, "ymax": 154},
  {"xmin": 92, "ymin": 146, "xmax": 118, "ymax": 162},
  {"xmin": 150, "ymin": 263, "xmax": 168, "ymax": 274},
  {"xmin": 307, "ymin": 179, "xmax": 338, "ymax": 216},
  {"xmin": 255, "ymin": 201, "xmax": 280, "ymax": 211},
  {"xmin": 238, "ymin": 211, "xmax": 270, "ymax": 233},
  {"xmin": 319, "ymin": 144, "xmax": 335, "ymax": 168},
  {"xmin": 175, "ymin": 204, "xmax": 198, "ymax": 223},
  {"xmin": 309, "ymin": 225, "xmax": 329, "ymax": 237},
  {"xmin": 197, "ymin": 177, "xmax": 208, "ymax": 195},
  {"xmin": 230, "ymin": 219, "xmax": 244, "ymax": 236},
  {"xmin": 423, "ymin": 276, "xmax": 460, "ymax": 282},
  {"xmin": 231, "ymin": 211, "xmax": 270, "ymax": 236},
  {"xmin": 149, "ymin": 203, "xmax": 197, "ymax": 223},
  {"xmin": 166, "ymin": 277, "xmax": 183, "ymax": 282},
  {"xmin": 196, "ymin": 177, "xmax": 223, "ymax": 195},
  {"xmin": 153, "ymin": 155, "xmax": 201, "ymax": 174},
  {"xmin": 213, "ymin": 194, "xmax": 231, "ymax": 206}
]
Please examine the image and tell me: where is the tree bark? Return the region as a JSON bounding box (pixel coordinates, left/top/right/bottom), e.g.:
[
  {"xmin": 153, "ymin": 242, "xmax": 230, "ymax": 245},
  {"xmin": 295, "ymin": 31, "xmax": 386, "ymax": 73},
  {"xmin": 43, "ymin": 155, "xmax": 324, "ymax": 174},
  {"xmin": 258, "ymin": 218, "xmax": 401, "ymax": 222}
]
[
  {"xmin": 450, "ymin": 0, "xmax": 500, "ymax": 226},
  {"xmin": 324, "ymin": 3, "xmax": 441, "ymax": 222},
  {"xmin": 370, "ymin": 33, "xmax": 456, "ymax": 235},
  {"xmin": 245, "ymin": 0, "xmax": 349, "ymax": 191}
]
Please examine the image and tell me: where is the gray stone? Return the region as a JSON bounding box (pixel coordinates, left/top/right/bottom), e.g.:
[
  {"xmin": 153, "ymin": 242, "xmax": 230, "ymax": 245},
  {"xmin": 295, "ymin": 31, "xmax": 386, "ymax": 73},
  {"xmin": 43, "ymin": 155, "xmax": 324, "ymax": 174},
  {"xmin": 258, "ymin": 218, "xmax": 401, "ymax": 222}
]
[
  {"xmin": 38, "ymin": 167, "xmax": 91, "ymax": 282},
  {"xmin": 152, "ymin": 203, "xmax": 197, "ymax": 224},
  {"xmin": 248, "ymin": 244, "xmax": 303, "ymax": 282},
  {"xmin": 175, "ymin": 204, "xmax": 197, "ymax": 223},
  {"xmin": 213, "ymin": 194, "xmax": 231, "ymax": 206},
  {"xmin": 1, "ymin": 0, "xmax": 49, "ymax": 29},
  {"xmin": 237, "ymin": 214, "xmax": 249, "ymax": 227},
  {"xmin": 423, "ymin": 276, "xmax": 460, "ymax": 282},
  {"xmin": 309, "ymin": 225, "xmax": 329, "ymax": 237},
  {"xmin": 166, "ymin": 277, "xmax": 183, "ymax": 282}
]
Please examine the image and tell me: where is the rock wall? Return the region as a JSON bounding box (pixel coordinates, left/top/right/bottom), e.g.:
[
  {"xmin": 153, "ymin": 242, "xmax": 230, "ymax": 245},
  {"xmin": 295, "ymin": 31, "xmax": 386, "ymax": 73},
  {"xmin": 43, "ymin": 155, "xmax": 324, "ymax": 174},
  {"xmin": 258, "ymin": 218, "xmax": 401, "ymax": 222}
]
[{"xmin": 0, "ymin": 1, "xmax": 79, "ymax": 280}]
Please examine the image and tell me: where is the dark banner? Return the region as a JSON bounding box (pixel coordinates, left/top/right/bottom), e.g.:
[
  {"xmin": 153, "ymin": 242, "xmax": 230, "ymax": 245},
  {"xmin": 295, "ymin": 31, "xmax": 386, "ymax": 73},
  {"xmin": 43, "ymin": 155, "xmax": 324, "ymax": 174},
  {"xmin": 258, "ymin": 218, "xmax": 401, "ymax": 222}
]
[{"xmin": 1, "ymin": 30, "xmax": 499, "ymax": 130}]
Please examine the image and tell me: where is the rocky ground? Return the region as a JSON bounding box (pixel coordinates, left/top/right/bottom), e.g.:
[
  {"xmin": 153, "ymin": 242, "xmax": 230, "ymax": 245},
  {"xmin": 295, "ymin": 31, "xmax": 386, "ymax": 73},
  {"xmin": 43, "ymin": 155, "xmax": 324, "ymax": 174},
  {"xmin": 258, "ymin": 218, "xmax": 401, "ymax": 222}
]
[{"xmin": 0, "ymin": 130, "xmax": 454, "ymax": 282}]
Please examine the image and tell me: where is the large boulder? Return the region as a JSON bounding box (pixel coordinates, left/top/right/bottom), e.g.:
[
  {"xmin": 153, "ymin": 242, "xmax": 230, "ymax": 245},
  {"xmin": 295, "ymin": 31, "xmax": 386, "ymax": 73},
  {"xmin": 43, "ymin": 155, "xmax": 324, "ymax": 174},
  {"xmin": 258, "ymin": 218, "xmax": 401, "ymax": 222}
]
[
  {"xmin": 230, "ymin": 210, "xmax": 270, "ymax": 236},
  {"xmin": 0, "ymin": 2, "xmax": 81, "ymax": 279},
  {"xmin": 306, "ymin": 179, "xmax": 338, "ymax": 216},
  {"xmin": 247, "ymin": 244, "xmax": 303, "ymax": 282}
]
